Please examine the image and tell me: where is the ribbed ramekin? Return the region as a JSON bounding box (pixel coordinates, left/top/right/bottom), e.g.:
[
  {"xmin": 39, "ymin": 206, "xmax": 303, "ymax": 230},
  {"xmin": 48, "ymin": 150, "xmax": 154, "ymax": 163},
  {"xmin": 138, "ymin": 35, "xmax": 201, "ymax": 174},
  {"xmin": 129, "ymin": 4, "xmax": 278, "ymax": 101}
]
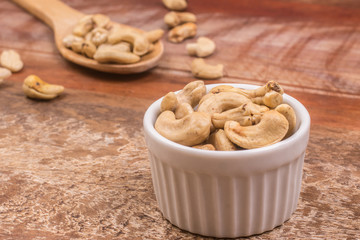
[{"xmin": 143, "ymin": 84, "xmax": 310, "ymax": 238}]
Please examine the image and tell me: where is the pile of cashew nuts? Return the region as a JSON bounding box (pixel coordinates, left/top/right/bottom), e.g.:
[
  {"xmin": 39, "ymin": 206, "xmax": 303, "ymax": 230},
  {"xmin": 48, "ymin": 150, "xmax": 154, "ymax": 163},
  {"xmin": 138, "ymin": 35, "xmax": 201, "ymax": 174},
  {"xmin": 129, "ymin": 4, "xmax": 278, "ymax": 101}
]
[
  {"xmin": 63, "ymin": 14, "xmax": 164, "ymax": 64},
  {"xmin": 155, "ymin": 80, "xmax": 297, "ymax": 150},
  {"xmin": 162, "ymin": 0, "xmax": 223, "ymax": 80}
]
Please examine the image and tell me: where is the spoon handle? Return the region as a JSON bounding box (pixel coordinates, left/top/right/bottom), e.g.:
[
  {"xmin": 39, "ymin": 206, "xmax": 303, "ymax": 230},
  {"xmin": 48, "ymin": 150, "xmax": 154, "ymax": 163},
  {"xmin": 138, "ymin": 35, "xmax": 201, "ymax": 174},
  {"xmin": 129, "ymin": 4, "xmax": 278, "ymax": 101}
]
[{"xmin": 11, "ymin": 0, "xmax": 83, "ymax": 30}]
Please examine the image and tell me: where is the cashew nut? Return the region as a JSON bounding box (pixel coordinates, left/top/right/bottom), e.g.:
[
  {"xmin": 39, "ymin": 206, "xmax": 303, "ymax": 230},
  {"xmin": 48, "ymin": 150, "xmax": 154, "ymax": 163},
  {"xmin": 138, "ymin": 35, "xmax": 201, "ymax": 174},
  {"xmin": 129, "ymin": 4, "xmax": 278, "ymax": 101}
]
[
  {"xmin": 186, "ymin": 37, "xmax": 216, "ymax": 58},
  {"xmin": 175, "ymin": 102, "xmax": 194, "ymax": 119},
  {"xmin": 92, "ymin": 14, "xmax": 110, "ymax": 29},
  {"xmin": 224, "ymin": 110, "xmax": 289, "ymax": 149},
  {"xmin": 22, "ymin": 75, "xmax": 64, "ymax": 100},
  {"xmin": 192, "ymin": 144, "xmax": 215, "ymax": 151},
  {"xmin": 275, "ymin": 103, "xmax": 296, "ymax": 138},
  {"xmin": 155, "ymin": 110, "xmax": 211, "ymax": 146},
  {"xmin": 87, "ymin": 27, "xmax": 108, "ymax": 46},
  {"xmin": 0, "ymin": 50, "xmax": 23, "ymax": 72},
  {"xmin": 177, "ymin": 80, "xmax": 206, "ymax": 108},
  {"xmin": 0, "ymin": 67, "xmax": 12, "ymax": 83},
  {"xmin": 164, "ymin": 11, "xmax": 196, "ymax": 28},
  {"xmin": 145, "ymin": 29, "xmax": 164, "ymax": 43},
  {"xmin": 73, "ymin": 15, "xmax": 94, "ymax": 37},
  {"xmin": 63, "ymin": 34, "xmax": 84, "ymax": 48},
  {"xmin": 212, "ymin": 102, "xmax": 263, "ymax": 129},
  {"xmin": 168, "ymin": 22, "xmax": 197, "ymax": 43},
  {"xmin": 71, "ymin": 40, "xmax": 96, "ymax": 58},
  {"xmin": 210, "ymin": 81, "xmax": 284, "ymax": 108},
  {"xmin": 160, "ymin": 92, "xmax": 178, "ymax": 112},
  {"xmin": 197, "ymin": 92, "xmax": 250, "ymax": 116},
  {"xmin": 108, "ymin": 29, "xmax": 150, "ymax": 56},
  {"xmin": 162, "ymin": 0, "xmax": 187, "ymax": 11},
  {"xmin": 208, "ymin": 129, "xmax": 237, "ymax": 151},
  {"xmin": 191, "ymin": 58, "xmax": 223, "ymax": 80},
  {"xmin": 93, "ymin": 44, "xmax": 140, "ymax": 64}
]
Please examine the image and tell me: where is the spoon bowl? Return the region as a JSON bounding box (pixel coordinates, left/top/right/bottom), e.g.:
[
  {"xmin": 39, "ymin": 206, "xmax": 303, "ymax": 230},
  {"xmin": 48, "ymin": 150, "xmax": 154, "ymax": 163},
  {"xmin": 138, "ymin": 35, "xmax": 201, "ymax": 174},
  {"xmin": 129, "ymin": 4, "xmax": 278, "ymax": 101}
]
[{"xmin": 12, "ymin": 0, "xmax": 164, "ymax": 74}]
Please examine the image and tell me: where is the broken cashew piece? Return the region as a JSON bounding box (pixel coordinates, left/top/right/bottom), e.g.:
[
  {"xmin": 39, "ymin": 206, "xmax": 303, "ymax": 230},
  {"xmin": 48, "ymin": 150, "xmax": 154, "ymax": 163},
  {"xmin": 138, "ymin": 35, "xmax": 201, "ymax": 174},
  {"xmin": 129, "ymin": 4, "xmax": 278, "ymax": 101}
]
[
  {"xmin": 275, "ymin": 103, "xmax": 296, "ymax": 138},
  {"xmin": 224, "ymin": 110, "xmax": 289, "ymax": 149},
  {"xmin": 168, "ymin": 22, "xmax": 197, "ymax": 43},
  {"xmin": 187, "ymin": 37, "xmax": 216, "ymax": 58},
  {"xmin": 164, "ymin": 11, "xmax": 196, "ymax": 28},
  {"xmin": 0, "ymin": 50, "xmax": 24, "ymax": 72},
  {"xmin": 208, "ymin": 129, "xmax": 237, "ymax": 151},
  {"xmin": 162, "ymin": 0, "xmax": 187, "ymax": 11},
  {"xmin": 191, "ymin": 58, "xmax": 223, "ymax": 80},
  {"xmin": 155, "ymin": 111, "xmax": 211, "ymax": 146},
  {"xmin": 22, "ymin": 75, "xmax": 64, "ymax": 100}
]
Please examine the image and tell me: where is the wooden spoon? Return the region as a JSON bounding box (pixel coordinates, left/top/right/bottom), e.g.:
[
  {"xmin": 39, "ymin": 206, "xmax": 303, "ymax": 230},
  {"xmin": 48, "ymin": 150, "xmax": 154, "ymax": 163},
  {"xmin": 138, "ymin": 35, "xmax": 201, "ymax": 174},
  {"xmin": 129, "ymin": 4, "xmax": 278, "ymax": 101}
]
[{"xmin": 11, "ymin": 0, "xmax": 164, "ymax": 74}]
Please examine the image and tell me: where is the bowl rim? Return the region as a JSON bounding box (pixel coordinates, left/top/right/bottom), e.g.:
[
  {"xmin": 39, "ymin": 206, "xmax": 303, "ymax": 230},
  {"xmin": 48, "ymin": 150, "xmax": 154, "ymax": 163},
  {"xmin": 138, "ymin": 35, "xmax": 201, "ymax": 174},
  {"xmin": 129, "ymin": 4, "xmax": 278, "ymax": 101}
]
[{"xmin": 143, "ymin": 83, "xmax": 311, "ymax": 158}]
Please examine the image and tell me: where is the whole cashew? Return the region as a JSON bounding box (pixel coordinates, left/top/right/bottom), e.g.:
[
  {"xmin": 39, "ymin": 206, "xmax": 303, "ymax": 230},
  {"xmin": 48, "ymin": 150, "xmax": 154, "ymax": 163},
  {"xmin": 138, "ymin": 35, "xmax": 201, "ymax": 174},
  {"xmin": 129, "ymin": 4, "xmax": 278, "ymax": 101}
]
[
  {"xmin": 164, "ymin": 11, "xmax": 196, "ymax": 28},
  {"xmin": 72, "ymin": 15, "xmax": 94, "ymax": 37},
  {"xmin": 175, "ymin": 102, "xmax": 194, "ymax": 119},
  {"xmin": 197, "ymin": 92, "xmax": 250, "ymax": 116},
  {"xmin": 177, "ymin": 80, "xmax": 206, "ymax": 108},
  {"xmin": 186, "ymin": 37, "xmax": 216, "ymax": 58},
  {"xmin": 108, "ymin": 29, "xmax": 150, "ymax": 56},
  {"xmin": 208, "ymin": 129, "xmax": 237, "ymax": 151},
  {"xmin": 212, "ymin": 102, "xmax": 263, "ymax": 129},
  {"xmin": 191, "ymin": 58, "xmax": 223, "ymax": 80},
  {"xmin": 145, "ymin": 29, "xmax": 164, "ymax": 43},
  {"xmin": 224, "ymin": 110, "xmax": 289, "ymax": 149},
  {"xmin": 160, "ymin": 92, "xmax": 178, "ymax": 112},
  {"xmin": 275, "ymin": 103, "xmax": 297, "ymax": 138},
  {"xmin": 251, "ymin": 91, "xmax": 283, "ymax": 108},
  {"xmin": 0, "ymin": 50, "xmax": 23, "ymax": 72},
  {"xmin": 162, "ymin": 0, "xmax": 187, "ymax": 11},
  {"xmin": 168, "ymin": 22, "xmax": 197, "ymax": 43},
  {"xmin": 93, "ymin": 44, "xmax": 140, "ymax": 64},
  {"xmin": 155, "ymin": 110, "xmax": 211, "ymax": 146},
  {"xmin": 22, "ymin": 75, "xmax": 64, "ymax": 100}
]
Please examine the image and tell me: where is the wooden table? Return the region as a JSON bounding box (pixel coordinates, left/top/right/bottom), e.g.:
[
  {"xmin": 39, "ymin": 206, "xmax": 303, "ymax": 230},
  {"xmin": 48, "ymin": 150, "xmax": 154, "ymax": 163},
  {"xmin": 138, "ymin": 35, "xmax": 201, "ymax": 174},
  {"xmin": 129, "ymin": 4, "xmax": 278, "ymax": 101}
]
[{"xmin": 0, "ymin": 0, "xmax": 359, "ymax": 239}]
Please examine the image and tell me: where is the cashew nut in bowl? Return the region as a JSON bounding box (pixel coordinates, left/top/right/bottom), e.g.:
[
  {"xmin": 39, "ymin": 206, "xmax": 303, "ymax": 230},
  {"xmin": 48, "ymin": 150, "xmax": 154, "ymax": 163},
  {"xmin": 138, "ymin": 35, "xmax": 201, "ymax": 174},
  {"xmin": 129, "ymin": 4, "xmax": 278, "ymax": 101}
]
[
  {"xmin": 168, "ymin": 22, "xmax": 197, "ymax": 43},
  {"xmin": 251, "ymin": 90, "xmax": 283, "ymax": 108},
  {"xmin": 191, "ymin": 58, "xmax": 223, "ymax": 80},
  {"xmin": 160, "ymin": 92, "xmax": 178, "ymax": 112},
  {"xmin": 208, "ymin": 129, "xmax": 237, "ymax": 151},
  {"xmin": 197, "ymin": 92, "xmax": 250, "ymax": 116},
  {"xmin": 275, "ymin": 103, "xmax": 297, "ymax": 138},
  {"xmin": 23, "ymin": 75, "xmax": 64, "ymax": 100},
  {"xmin": 186, "ymin": 37, "xmax": 216, "ymax": 58},
  {"xmin": 164, "ymin": 11, "xmax": 196, "ymax": 28},
  {"xmin": 192, "ymin": 144, "xmax": 216, "ymax": 151},
  {"xmin": 176, "ymin": 80, "xmax": 206, "ymax": 107},
  {"xmin": 212, "ymin": 102, "xmax": 263, "ymax": 129},
  {"xmin": 162, "ymin": 0, "xmax": 187, "ymax": 11},
  {"xmin": 175, "ymin": 102, "xmax": 194, "ymax": 119},
  {"xmin": 224, "ymin": 110, "xmax": 289, "ymax": 149},
  {"xmin": 155, "ymin": 111, "xmax": 211, "ymax": 146}
]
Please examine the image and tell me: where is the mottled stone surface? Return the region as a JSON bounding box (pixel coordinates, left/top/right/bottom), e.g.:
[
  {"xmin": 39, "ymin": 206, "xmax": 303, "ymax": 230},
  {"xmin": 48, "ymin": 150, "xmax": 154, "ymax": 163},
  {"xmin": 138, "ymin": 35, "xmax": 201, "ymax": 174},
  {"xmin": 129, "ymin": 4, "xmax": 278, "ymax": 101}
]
[{"xmin": 0, "ymin": 81, "xmax": 359, "ymax": 239}]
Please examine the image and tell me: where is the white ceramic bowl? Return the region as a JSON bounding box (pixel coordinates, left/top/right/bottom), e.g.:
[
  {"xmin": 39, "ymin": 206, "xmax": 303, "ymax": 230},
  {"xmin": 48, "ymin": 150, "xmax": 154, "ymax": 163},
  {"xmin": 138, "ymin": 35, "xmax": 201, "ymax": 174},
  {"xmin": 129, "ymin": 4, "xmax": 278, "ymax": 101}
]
[{"xmin": 143, "ymin": 83, "xmax": 310, "ymax": 238}]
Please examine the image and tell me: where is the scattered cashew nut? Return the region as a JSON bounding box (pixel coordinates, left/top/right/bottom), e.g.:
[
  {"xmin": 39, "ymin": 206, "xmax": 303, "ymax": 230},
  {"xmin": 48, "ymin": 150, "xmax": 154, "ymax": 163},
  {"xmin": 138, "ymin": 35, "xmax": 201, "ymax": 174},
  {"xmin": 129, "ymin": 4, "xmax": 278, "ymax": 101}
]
[
  {"xmin": 168, "ymin": 22, "xmax": 197, "ymax": 43},
  {"xmin": 0, "ymin": 50, "xmax": 24, "ymax": 72},
  {"xmin": 191, "ymin": 58, "xmax": 223, "ymax": 80},
  {"xmin": 162, "ymin": 0, "xmax": 187, "ymax": 11},
  {"xmin": 224, "ymin": 110, "xmax": 289, "ymax": 149},
  {"xmin": 164, "ymin": 11, "xmax": 196, "ymax": 28},
  {"xmin": 155, "ymin": 110, "xmax": 211, "ymax": 146},
  {"xmin": 22, "ymin": 75, "xmax": 64, "ymax": 100},
  {"xmin": 187, "ymin": 37, "xmax": 216, "ymax": 58},
  {"xmin": 0, "ymin": 67, "xmax": 12, "ymax": 83}
]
